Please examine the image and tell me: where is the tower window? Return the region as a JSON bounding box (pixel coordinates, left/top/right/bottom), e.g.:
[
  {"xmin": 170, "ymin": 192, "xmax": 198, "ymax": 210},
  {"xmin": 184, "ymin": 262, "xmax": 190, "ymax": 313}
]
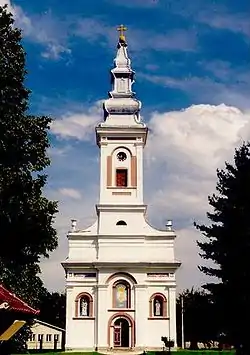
[
  {"xmin": 116, "ymin": 169, "xmax": 128, "ymax": 187},
  {"xmin": 117, "ymin": 151, "xmax": 127, "ymax": 161},
  {"xmin": 116, "ymin": 220, "xmax": 127, "ymax": 226}
]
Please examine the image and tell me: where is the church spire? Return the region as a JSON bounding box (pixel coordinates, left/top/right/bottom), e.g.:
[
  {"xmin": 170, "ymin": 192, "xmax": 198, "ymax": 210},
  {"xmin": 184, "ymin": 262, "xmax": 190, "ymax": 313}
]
[
  {"xmin": 114, "ymin": 24, "xmax": 131, "ymax": 70},
  {"xmin": 102, "ymin": 25, "xmax": 143, "ymax": 125},
  {"xmin": 117, "ymin": 24, "xmax": 127, "ymax": 46}
]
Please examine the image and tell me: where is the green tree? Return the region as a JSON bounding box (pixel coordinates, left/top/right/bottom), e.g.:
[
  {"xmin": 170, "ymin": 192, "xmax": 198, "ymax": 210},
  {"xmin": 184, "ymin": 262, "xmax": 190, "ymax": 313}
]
[
  {"xmin": 195, "ymin": 142, "xmax": 250, "ymax": 355},
  {"xmin": 38, "ymin": 292, "xmax": 66, "ymax": 329},
  {"xmin": 176, "ymin": 288, "xmax": 217, "ymax": 350},
  {"xmin": 0, "ymin": 4, "xmax": 58, "ymax": 351}
]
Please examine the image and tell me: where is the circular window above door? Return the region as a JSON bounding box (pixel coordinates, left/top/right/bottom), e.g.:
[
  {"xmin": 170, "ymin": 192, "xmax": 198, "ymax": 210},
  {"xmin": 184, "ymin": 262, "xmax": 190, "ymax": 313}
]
[{"xmin": 117, "ymin": 152, "xmax": 127, "ymax": 161}]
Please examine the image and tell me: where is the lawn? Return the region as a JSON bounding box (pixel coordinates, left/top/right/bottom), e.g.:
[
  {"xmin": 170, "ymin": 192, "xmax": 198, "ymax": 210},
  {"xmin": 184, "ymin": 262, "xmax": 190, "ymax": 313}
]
[
  {"xmin": 12, "ymin": 351, "xmax": 235, "ymax": 355},
  {"xmin": 176, "ymin": 352, "xmax": 234, "ymax": 355}
]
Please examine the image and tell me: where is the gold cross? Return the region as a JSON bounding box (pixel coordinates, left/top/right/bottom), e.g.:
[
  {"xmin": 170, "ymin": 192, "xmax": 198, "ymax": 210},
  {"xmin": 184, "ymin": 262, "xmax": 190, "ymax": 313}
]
[{"xmin": 117, "ymin": 24, "xmax": 127, "ymax": 37}]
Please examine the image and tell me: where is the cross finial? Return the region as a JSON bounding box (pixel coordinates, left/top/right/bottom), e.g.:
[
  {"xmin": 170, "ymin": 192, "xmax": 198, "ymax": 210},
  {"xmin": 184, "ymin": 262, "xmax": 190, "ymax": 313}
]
[{"xmin": 117, "ymin": 24, "xmax": 127, "ymax": 45}]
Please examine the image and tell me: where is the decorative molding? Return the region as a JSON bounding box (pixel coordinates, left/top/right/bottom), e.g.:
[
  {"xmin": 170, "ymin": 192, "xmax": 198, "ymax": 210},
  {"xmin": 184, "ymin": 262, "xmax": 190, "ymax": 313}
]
[
  {"xmin": 131, "ymin": 156, "xmax": 137, "ymax": 187},
  {"xmin": 63, "ymin": 261, "xmax": 181, "ymax": 269},
  {"xmin": 104, "ymin": 97, "xmax": 141, "ymax": 114},
  {"xmin": 75, "ymin": 292, "xmax": 93, "ymax": 318},
  {"xmin": 107, "ymin": 186, "xmax": 136, "ymax": 190},
  {"xmin": 148, "ymin": 317, "xmax": 169, "ymax": 320},
  {"xmin": 106, "ymin": 272, "xmax": 138, "ymax": 285},
  {"xmin": 108, "ymin": 309, "xmax": 135, "ymax": 312},
  {"xmin": 107, "ymin": 156, "xmax": 112, "ymax": 186},
  {"xmin": 73, "ymin": 317, "xmax": 95, "ymax": 320},
  {"xmin": 112, "ymin": 191, "xmax": 131, "ymax": 195},
  {"xmin": 107, "ymin": 312, "xmax": 135, "ymax": 347},
  {"xmin": 149, "ymin": 292, "xmax": 167, "ymax": 318}
]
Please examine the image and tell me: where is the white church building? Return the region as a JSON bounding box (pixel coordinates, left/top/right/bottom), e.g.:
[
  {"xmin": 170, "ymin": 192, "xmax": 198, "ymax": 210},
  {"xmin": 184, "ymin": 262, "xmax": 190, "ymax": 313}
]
[{"xmin": 62, "ymin": 26, "xmax": 181, "ymax": 352}]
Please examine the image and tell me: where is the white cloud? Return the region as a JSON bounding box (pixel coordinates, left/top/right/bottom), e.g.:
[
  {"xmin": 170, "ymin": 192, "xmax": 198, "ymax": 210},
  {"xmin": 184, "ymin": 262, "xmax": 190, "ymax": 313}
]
[
  {"xmin": 0, "ymin": 0, "xmax": 14, "ymax": 13},
  {"xmin": 59, "ymin": 188, "xmax": 82, "ymax": 200},
  {"xmin": 146, "ymin": 104, "xmax": 249, "ymax": 219},
  {"xmin": 175, "ymin": 227, "xmax": 210, "ymax": 290},
  {"xmin": 51, "ymin": 101, "xmax": 102, "ymax": 140},
  {"xmin": 139, "ymin": 72, "xmax": 250, "ymax": 110},
  {"xmin": 41, "ymin": 43, "xmax": 71, "ymax": 60},
  {"xmin": 166, "ymin": 1, "xmax": 250, "ymax": 39},
  {"xmin": 0, "ymin": 1, "xmax": 70, "ymax": 60},
  {"xmin": 198, "ymin": 12, "xmax": 250, "ymax": 38},
  {"xmin": 144, "ymin": 104, "xmax": 250, "ymax": 290},
  {"xmin": 41, "ymin": 184, "xmax": 98, "ymax": 292}
]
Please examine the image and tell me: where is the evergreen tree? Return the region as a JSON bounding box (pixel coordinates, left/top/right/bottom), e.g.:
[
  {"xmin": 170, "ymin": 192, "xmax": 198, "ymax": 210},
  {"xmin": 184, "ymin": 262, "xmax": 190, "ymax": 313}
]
[
  {"xmin": 0, "ymin": 4, "xmax": 57, "ymax": 308},
  {"xmin": 195, "ymin": 142, "xmax": 250, "ymax": 355}
]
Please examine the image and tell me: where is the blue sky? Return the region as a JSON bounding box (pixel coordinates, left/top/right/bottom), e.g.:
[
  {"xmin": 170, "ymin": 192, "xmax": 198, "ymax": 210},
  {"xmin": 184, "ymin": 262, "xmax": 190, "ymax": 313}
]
[{"xmin": 2, "ymin": 0, "xmax": 250, "ymax": 291}]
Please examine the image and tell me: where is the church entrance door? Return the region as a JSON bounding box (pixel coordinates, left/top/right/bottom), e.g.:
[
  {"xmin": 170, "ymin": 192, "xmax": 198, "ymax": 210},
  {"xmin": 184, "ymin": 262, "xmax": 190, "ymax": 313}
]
[{"xmin": 113, "ymin": 318, "xmax": 130, "ymax": 347}]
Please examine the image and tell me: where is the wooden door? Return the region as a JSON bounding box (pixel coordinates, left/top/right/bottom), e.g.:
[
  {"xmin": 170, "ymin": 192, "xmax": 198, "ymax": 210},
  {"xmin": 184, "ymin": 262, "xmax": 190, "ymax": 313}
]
[{"xmin": 114, "ymin": 326, "xmax": 121, "ymax": 347}]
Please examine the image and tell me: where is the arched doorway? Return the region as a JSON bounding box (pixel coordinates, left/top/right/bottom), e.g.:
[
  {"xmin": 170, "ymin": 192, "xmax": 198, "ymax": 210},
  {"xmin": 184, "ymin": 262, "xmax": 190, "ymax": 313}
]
[
  {"xmin": 108, "ymin": 313, "xmax": 135, "ymax": 348},
  {"xmin": 114, "ymin": 318, "xmax": 129, "ymax": 347}
]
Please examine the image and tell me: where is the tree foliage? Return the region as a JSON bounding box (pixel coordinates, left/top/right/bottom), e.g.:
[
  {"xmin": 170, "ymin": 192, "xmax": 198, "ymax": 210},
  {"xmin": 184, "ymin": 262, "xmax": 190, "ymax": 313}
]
[
  {"xmin": 195, "ymin": 142, "xmax": 250, "ymax": 354},
  {"xmin": 0, "ymin": 4, "xmax": 58, "ymax": 351},
  {"xmin": 38, "ymin": 292, "xmax": 66, "ymax": 329},
  {"xmin": 176, "ymin": 288, "xmax": 217, "ymax": 349}
]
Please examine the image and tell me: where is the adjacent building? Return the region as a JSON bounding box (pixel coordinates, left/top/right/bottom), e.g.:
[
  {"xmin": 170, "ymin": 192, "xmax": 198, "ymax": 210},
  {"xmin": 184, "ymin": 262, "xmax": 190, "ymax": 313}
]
[{"xmin": 27, "ymin": 319, "xmax": 65, "ymax": 351}]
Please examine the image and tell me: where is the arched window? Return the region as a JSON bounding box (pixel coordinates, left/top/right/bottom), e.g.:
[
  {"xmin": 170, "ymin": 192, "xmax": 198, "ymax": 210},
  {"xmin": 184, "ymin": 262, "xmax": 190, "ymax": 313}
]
[
  {"xmin": 116, "ymin": 220, "xmax": 127, "ymax": 226},
  {"xmin": 116, "ymin": 169, "xmax": 128, "ymax": 187},
  {"xmin": 75, "ymin": 292, "xmax": 93, "ymax": 318},
  {"xmin": 113, "ymin": 281, "xmax": 131, "ymax": 309},
  {"xmin": 149, "ymin": 293, "xmax": 167, "ymax": 318}
]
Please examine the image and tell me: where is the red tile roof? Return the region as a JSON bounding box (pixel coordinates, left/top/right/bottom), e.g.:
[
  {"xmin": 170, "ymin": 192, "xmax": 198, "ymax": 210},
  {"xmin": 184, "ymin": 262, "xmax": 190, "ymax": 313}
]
[{"xmin": 0, "ymin": 285, "xmax": 39, "ymax": 315}]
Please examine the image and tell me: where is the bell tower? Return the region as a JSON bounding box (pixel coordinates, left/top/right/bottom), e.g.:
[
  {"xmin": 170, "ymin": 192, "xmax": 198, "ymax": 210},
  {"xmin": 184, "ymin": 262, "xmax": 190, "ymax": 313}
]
[
  {"xmin": 63, "ymin": 26, "xmax": 180, "ymax": 352},
  {"xmin": 96, "ymin": 25, "xmax": 147, "ymax": 212}
]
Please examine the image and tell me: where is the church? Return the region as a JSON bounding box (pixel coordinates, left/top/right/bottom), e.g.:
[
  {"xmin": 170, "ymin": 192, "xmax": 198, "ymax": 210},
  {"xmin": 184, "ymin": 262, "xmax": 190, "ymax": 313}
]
[{"xmin": 62, "ymin": 25, "xmax": 181, "ymax": 352}]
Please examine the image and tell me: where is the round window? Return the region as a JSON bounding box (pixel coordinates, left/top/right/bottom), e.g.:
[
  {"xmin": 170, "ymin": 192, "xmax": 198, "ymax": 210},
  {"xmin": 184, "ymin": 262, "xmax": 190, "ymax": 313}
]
[{"xmin": 117, "ymin": 152, "xmax": 127, "ymax": 161}]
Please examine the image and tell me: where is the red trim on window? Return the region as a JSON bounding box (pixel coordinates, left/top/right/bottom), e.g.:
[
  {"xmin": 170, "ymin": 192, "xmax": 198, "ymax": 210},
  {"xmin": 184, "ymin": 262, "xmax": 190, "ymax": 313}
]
[
  {"xmin": 149, "ymin": 292, "xmax": 167, "ymax": 318},
  {"xmin": 74, "ymin": 292, "xmax": 93, "ymax": 318},
  {"xmin": 112, "ymin": 280, "xmax": 131, "ymax": 309}
]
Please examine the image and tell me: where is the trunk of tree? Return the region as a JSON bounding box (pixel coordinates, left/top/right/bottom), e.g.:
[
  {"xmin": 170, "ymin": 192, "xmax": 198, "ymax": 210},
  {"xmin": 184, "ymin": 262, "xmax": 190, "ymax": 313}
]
[{"xmin": 189, "ymin": 340, "xmax": 199, "ymax": 350}]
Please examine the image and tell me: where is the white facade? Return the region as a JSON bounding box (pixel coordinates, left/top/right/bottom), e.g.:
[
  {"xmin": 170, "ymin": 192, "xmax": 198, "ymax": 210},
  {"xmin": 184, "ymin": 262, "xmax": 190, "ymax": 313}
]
[
  {"xmin": 27, "ymin": 320, "xmax": 65, "ymax": 350},
  {"xmin": 62, "ymin": 29, "xmax": 181, "ymax": 352}
]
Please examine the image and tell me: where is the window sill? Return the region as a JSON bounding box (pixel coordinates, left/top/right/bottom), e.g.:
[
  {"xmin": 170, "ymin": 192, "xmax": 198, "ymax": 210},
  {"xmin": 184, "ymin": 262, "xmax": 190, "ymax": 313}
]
[
  {"xmin": 148, "ymin": 317, "xmax": 169, "ymax": 320},
  {"xmin": 73, "ymin": 317, "xmax": 95, "ymax": 320},
  {"xmin": 108, "ymin": 309, "xmax": 135, "ymax": 312},
  {"xmin": 107, "ymin": 186, "xmax": 137, "ymax": 190}
]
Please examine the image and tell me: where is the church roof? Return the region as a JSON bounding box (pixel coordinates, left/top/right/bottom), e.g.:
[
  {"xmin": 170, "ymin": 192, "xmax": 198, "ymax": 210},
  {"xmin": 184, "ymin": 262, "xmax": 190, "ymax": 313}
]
[
  {"xmin": 0, "ymin": 285, "xmax": 39, "ymax": 315},
  {"xmin": 32, "ymin": 319, "xmax": 65, "ymax": 332}
]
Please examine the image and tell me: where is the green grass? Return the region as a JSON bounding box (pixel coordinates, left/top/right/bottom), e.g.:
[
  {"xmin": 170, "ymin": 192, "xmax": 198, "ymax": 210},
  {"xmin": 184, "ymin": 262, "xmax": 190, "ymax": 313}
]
[
  {"xmin": 12, "ymin": 353, "xmax": 97, "ymax": 355},
  {"xmin": 11, "ymin": 353, "xmax": 97, "ymax": 355},
  {"xmin": 176, "ymin": 352, "xmax": 234, "ymax": 354},
  {"xmin": 12, "ymin": 352, "xmax": 235, "ymax": 355}
]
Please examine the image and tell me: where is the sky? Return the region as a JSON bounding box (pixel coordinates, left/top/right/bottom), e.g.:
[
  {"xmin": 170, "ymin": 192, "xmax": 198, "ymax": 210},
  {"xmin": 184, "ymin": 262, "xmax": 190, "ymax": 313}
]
[{"xmin": 1, "ymin": 0, "xmax": 250, "ymax": 293}]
